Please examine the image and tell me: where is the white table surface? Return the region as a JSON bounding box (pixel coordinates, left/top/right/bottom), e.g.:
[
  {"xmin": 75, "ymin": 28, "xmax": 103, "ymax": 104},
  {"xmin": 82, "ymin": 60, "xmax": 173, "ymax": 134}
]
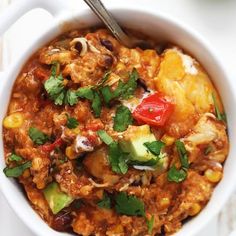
[{"xmin": 0, "ymin": 0, "xmax": 236, "ymax": 235}]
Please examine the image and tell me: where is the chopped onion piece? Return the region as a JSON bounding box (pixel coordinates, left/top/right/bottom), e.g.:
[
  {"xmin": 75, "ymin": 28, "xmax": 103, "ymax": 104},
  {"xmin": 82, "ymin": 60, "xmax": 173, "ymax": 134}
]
[
  {"xmin": 75, "ymin": 135, "xmax": 94, "ymax": 152},
  {"xmin": 133, "ymin": 165, "xmax": 156, "ymax": 171}
]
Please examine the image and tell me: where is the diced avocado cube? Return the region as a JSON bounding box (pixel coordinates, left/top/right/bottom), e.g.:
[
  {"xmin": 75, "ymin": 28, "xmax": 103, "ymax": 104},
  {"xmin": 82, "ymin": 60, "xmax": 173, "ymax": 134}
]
[
  {"xmin": 43, "ymin": 182, "xmax": 74, "ymax": 214},
  {"xmin": 119, "ymin": 125, "xmax": 157, "ymax": 162}
]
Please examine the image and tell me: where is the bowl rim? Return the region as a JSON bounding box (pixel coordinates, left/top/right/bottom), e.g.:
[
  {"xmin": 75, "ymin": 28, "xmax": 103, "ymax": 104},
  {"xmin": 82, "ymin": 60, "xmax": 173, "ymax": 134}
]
[{"xmin": 0, "ymin": 3, "xmax": 235, "ymax": 236}]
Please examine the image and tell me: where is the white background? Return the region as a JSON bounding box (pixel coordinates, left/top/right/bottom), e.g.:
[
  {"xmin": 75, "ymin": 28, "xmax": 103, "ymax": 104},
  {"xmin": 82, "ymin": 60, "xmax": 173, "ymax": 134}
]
[{"xmin": 0, "ymin": 0, "xmax": 236, "ymax": 235}]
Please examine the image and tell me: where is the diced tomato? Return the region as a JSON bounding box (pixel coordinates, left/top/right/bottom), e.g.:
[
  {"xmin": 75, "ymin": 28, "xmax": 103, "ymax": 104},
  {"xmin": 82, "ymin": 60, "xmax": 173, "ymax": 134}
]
[
  {"xmin": 86, "ymin": 133, "xmax": 99, "ymax": 145},
  {"xmin": 41, "ymin": 138, "xmax": 63, "ymax": 152},
  {"xmin": 85, "ymin": 120, "xmax": 104, "ymax": 131},
  {"xmin": 132, "ymin": 93, "xmax": 174, "ymax": 127}
]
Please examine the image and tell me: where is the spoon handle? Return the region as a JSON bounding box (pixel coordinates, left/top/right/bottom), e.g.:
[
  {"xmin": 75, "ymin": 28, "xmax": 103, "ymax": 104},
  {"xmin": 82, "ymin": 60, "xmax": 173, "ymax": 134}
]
[{"xmin": 83, "ymin": 0, "xmax": 133, "ymax": 48}]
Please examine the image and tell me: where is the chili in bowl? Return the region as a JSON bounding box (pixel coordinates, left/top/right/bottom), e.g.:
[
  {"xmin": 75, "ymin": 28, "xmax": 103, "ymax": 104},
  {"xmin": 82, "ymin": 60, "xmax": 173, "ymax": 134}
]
[
  {"xmin": 2, "ymin": 27, "xmax": 229, "ymax": 235},
  {"xmin": 0, "ymin": 1, "xmax": 235, "ymax": 236}
]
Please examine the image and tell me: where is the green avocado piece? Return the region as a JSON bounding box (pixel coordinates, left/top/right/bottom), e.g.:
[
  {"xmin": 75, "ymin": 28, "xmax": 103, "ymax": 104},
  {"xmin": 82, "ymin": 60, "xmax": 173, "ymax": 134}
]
[
  {"xmin": 119, "ymin": 125, "xmax": 157, "ymax": 162},
  {"xmin": 43, "ymin": 182, "xmax": 74, "ymax": 214}
]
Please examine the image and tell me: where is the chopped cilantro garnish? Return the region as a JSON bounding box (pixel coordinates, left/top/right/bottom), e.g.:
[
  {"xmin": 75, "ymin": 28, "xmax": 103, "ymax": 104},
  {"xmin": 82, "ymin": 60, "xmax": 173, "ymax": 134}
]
[
  {"xmin": 212, "ymin": 93, "xmax": 226, "ymax": 122},
  {"xmin": 66, "ymin": 115, "xmax": 79, "ymax": 129},
  {"xmin": 97, "ymin": 130, "xmax": 128, "ymax": 174},
  {"xmin": 175, "ymin": 140, "xmax": 189, "ymax": 169},
  {"xmin": 167, "ymin": 141, "xmax": 188, "ymax": 183},
  {"xmin": 112, "ymin": 80, "xmax": 124, "ymax": 98},
  {"xmin": 3, "ymin": 161, "xmax": 32, "ymax": 178},
  {"xmin": 28, "ymin": 127, "xmax": 49, "ymax": 145},
  {"xmin": 64, "ymin": 90, "xmax": 78, "ymax": 106},
  {"xmin": 8, "ymin": 154, "xmax": 22, "ymax": 162},
  {"xmin": 121, "ymin": 68, "xmax": 139, "ymax": 99},
  {"xmin": 115, "ymin": 192, "xmax": 145, "ymax": 216},
  {"xmin": 97, "ymin": 130, "xmax": 113, "ymax": 145},
  {"xmin": 108, "ymin": 142, "xmax": 128, "ymax": 174},
  {"xmin": 76, "ymin": 87, "xmax": 94, "ymax": 100},
  {"xmin": 97, "ymin": 192, "xmax": 111, "ymax": 209},
  {"xmin": 96, "ymin": 71, "xmax": 111, "ymax": 89},
  {"xmin": 100, "ymin": 68, "xmax": 139, "ymax": 105},
  {"xmin": 167, "ymin": 165, "xmax": 187, "ymax": 183},
  {"xmin": 113, "ymin": 105, "xmax": 133, "ymax": 132},
  {"xmin": 44, "ymin": 64, "xmax": 66, "ymax": 105},
  {"xmin": 144, "ymin": 141, "xmax": 165, "ymax": 156},
  {"xmin": 100, "ymin": 86, "xmax": 114, "ymax": 105},
  {"xmin": 92, "ymin": 91, "xmax": 102, "ymax": 118},
  {"xmin": 146, "ymin": 215, "xmax": 155, "ymax": 234}
]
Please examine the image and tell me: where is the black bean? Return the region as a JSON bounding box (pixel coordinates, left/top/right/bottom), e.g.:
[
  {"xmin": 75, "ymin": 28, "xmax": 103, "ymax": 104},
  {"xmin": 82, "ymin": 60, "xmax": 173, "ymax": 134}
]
[
  {"xmin": 104, "ymin": 55, "xmax": 114, "ymax": 68},
  {"xmin": 160, "ymin": 225, "xmax": 166, "ymax": 236},
  {"xmin": 75, "ymin": 42, "xmax": 82, "ymax": 54},
  {"xmin": 51, "ymin": 210, "xmax": 73, "ymax": 232},
  {"xmin": 137, "ymin": 79, "xmax": 149, "ymax": 92},
  {"xmin": 135, "ymin": 40, "xmax": 152, "ymax": 50},
  {"xmin": 155, "ymin": 43, "xmax": 168, "ymax": 54},
  {"xmin": 100, "ymin": 39, "xmax": 113, "ymax": 51}
]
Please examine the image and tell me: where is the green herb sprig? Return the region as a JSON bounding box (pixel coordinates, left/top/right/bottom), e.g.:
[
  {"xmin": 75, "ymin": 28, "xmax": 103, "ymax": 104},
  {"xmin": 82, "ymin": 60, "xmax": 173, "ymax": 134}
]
[{"xmin": 167, "ymin": 140, "xmax": 189, "ymax": 183}]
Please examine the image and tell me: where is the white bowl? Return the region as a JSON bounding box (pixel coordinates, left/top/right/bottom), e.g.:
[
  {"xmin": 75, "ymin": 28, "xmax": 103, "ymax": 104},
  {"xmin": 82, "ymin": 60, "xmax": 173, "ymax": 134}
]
[{"xmin": 0, "ymin": 1, "xmax": 235, "ymax": 236}]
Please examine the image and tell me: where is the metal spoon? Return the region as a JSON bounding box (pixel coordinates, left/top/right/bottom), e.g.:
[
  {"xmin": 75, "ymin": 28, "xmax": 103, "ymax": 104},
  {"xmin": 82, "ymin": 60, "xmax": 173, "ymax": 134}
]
[{"xmin": 83, "ymin": 0, "xmax": 136, "ymax": 48}]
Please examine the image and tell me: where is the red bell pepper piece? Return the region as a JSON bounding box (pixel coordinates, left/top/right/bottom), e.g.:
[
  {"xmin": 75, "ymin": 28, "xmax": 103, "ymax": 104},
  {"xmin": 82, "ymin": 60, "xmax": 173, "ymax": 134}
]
[
  {"xmin": 132, "ymin": 93, "xmax": 173, "ymax": 127},
  {"xmin": 41, "ymin": 138, "xmax": 63, "ymax": 152}
]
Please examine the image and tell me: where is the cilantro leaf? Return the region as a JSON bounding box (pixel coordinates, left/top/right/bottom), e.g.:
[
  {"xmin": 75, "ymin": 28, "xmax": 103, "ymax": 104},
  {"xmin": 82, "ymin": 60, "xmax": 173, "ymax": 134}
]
[
  {"xmin": 51, "ymin": 62, "xmax": 58, "ymax": 77},
  {"xmin": 100, "ymin": 86, "xmax": 114, "ymax": 105},
  {"xmin": 113, "ymin": 105, "xmax": 133, "ymax": 132},
  {"xmin": 212, "ymin": 93, "xmax": 226, "ymax": 122},
  {"xmin": 175, "ymin": 140, "xmax": 189, "ymax": 169},
  {"xmin": 64, "ymin": 90, "xmax": 78, "ymax": 106},
  {"xmin": 113, "ymin": 80, "xmax": 126, "ymax": 98},
  {"xmin": 97, "ymin": 192, "xmax": 111, "ymax": 209},
  {"xmin": 8, "ymin": 154, "xmax": 22, "ymax": 162},
  {"xmin": 54, "ymin": 90, "xmax": 66, "ymax": 105},
  {"xmin": 115, "ymin": 192, "xmax": 145, "ymax": 216},
  {"xmin": 144, "ymin": 141, "xmax": 165, "ymax": 156},
  {"xmin": 97, "ymin": 130, "xmax": 113, "ymax": 145},
  {"xmin": 130, "ymin": 152, "xmax": 166, "ymax": 168},
  {"xmin": 167, "ymin": 165, "xmax": 187, "ymax": 183},
  {"xmin": 92, "ymin": 91, "xmax": 102, "ymax": 118},
  {"xmin": 146, "ymin": 215, "xmax": 155, "ymax": 234},
  {"xmin": 66, "ymin": 116, "xmax": 79, "ymax": 129},
  {"xmin": 76, "ymin": 87, "xmax": 94, "ymax": 100},
  {"xmin": 121, "ymin": 68, "xmax": 139, "ymax": 99},
  {"xmin": 28, "ymin": 127, "xmax": 49, "ymax": 145},
  {"xmin": 108, "ymin": 142, "xmax": 128, "ymax": 174},
  {"xmin": 96, "ymin": 71, "xmax": 111, "ymax": 89},
  {"xmin": 100, "ymin": 68, "xmax": 139, "ymax": 104},
  {"xmin": 44, "ymin": 66, "xmax": 66, "ymax": 105},
  {"xmin": 3, "ymin": 161, "xmax": 32, "ymax": 178}
]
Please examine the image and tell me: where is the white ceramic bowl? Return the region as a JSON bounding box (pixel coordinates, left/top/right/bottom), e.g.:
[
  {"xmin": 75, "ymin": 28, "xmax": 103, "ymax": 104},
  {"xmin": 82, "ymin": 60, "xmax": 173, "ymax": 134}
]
[{"xmin": 0, "ymin": 1, "xmax": 235, "ymax": 235}]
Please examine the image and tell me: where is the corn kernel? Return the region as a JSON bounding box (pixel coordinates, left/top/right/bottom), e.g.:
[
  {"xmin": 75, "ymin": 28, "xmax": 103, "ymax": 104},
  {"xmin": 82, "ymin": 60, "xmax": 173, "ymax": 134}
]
[
  {"xmin": 65, "ymin": 146, "xmax": 76, "ymax": 160},
  {"xmin": 22, "ymin": 169, "xmax": 30, "ymax": 178},
  {"xmin": 161, "ymin": 134, "xmax": 175, "ymax": 146},
  {"xmin": 115, "ymin": 62, "xmax": 126, "ymax": 71},
  {"xmin": 108, "ymin": 225, "xmax": 124, "ymax": 234},
  {"xmin": 72, "ymin": 127, "xmax": 81, "ymax": 135},
  {"xmin": 32, "ymin": 157, "xmax": 43, "ymax": 170},
  {"xmin": 204, "ymin": 169, "xmax": 222, "ymax": 183},
  {"xmin": 3, "ymin": 112, "xmax": 24, "ymax": 129},
  {"xmin": 189, "ymin": 203, "xmax": 201, "ymax": 216},
  {"xmin": 160, "ymin": 197, "xmax": 170, "ymax": 207}
]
